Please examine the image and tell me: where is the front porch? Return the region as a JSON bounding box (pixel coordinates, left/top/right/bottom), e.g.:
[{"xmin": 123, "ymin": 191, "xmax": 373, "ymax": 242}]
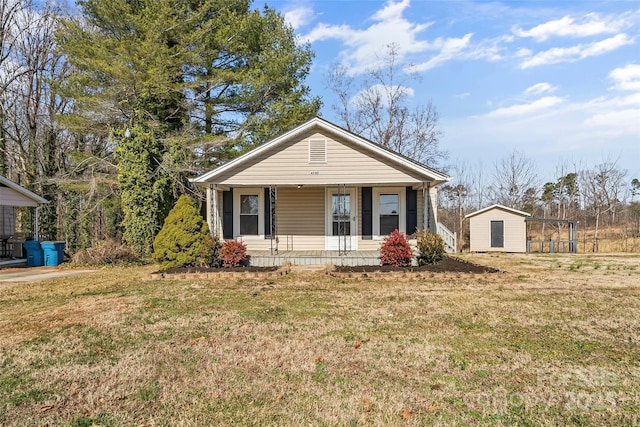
[
  {"xmin": 247, "ymin": 250, "xmax": 381, "ymax": 267},
  {"xmin": 191, "ymin": 117, "xmax": 454, "ymax": 258}
]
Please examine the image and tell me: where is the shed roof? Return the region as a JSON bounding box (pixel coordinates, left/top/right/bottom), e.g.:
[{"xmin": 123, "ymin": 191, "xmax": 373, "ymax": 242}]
[
  {"xmin": 465, "ymin": 204, "xmax": 531, "ymax": 219},
  {"xmin": 191, "ymin": 116, "xmax": 451, "ymax": 185}
]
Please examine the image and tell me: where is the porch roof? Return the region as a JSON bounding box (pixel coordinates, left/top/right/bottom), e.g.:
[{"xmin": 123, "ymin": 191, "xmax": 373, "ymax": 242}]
[
  {"xmin": 191, "ymin": 117, "xmax": 451, "ymax": 187},
  {"xmin": 0, "ymin": 175, "xmax": 48, "ymax": 207}
]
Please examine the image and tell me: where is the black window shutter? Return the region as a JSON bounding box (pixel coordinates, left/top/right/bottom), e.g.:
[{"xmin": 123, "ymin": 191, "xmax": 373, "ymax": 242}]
[
  {"xmin": 362, "ymin": 187, "xmax": 372, "ymax": 240},
  {"xmin": 406, "ymin": 187, "xmax": 418, "ymax": 236},
  {"xmin": 222, "ymin": 189, "xmax": 233, "ymax": 239},
  {"xmin": 264, "ymin": 187, "xmax": 271, "ymax": 238}
]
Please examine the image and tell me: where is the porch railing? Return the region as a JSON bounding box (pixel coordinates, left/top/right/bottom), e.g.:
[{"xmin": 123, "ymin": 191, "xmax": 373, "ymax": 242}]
[{"xmin": 436, "ymin": 222, "xmax": 457, "ymax": 253}]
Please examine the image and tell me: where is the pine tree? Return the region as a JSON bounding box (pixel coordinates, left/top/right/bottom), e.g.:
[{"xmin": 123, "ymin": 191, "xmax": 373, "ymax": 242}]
[{"xmin": 57, "ymin": 0, "xmax": 320, "ymax": 255}]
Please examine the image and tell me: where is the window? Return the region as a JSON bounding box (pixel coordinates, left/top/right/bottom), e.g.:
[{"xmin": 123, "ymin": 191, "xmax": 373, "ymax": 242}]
[
  {"xmin": 239, "ymin": 194, "xmax": 259, "ymax": 235},
  {"xmin": 379, "ymin": 194, "xmax": 399, "ymax": 235},
  {"xmin": 331, "ymin": 194, "xmax": 351, "ymax": 236},
  {"xmin": 373, "ymin": 188, "xmax": 405, "ymax": 237}
]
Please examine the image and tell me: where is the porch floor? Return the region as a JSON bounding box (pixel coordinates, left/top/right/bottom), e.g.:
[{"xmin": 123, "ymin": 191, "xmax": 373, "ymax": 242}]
[{"xmin": 247, "ymin": 250, "xmax": 380, "ymax": 267}]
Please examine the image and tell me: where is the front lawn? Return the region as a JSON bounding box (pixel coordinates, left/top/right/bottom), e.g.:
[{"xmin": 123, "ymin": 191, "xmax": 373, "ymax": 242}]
[{"xmin": 1, "ymin": 253, "xmax": 639, "ymax": 426}]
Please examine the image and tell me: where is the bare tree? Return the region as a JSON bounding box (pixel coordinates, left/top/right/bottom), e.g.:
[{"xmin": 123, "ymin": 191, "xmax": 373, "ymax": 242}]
[
  {"xmin": 491, "ymin": 150, "xmax": 538, "ymax": 210},
  {"xmin": 580, "ymin": 160, "xmax": 627, "ymax": 252},
  {"xmin": 0, "ymin": 1, "xmax": 79, "ymax": 239},
  {"xmin": 325, "ymin": 43, "xmax": 447, "ymax": 168}
]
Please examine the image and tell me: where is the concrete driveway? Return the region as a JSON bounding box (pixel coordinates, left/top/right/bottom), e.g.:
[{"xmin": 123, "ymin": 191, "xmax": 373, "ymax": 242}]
[{"xmin": 0, "ymin": 267, "xmax": 96, "ymax": 283}]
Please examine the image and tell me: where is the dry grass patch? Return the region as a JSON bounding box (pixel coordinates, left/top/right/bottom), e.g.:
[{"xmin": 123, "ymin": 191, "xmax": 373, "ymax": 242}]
[{"xmin": 1, "ymin": 255, "xmax": 639, "ymax": 426}]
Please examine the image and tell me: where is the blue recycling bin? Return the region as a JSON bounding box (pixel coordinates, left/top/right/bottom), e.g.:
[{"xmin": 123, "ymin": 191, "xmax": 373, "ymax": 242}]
[
  {"xmin": 23, "ymin": 240, "xmax": 44, "ymax": 267},
  {"xmin": 41, "ymin": 241, "xmax": 66, "ymax": 266}
]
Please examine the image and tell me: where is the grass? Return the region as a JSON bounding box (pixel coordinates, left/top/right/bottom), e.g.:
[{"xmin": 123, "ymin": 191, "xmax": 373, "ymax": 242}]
[{"xmin": 1, "ymin": 253, "xmax": 639, "ymax": 426}]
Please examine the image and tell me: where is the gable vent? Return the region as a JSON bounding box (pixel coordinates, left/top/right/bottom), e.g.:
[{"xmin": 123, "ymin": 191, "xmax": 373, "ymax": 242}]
[{"xmin": 308, "ymin": 139, "xmax": 327, "ymax": 163}]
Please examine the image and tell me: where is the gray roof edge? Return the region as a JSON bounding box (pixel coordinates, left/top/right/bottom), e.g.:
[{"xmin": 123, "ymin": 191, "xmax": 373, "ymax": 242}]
[
  {"xmin": 0, "ymin": 175, "xmax": 49, "ymax": 204},
  {"xmin": 465, "ymin": 204, "xmax": 531, "ymax": 218}
]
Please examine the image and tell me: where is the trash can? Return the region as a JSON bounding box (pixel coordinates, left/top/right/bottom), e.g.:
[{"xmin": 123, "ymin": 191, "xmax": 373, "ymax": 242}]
[
  {"xmin": 23, "ymin": 240, "xmax": 44, "ymax": 267},
  {"xmin": 41, "ymin": 241, "xmax": 66, "ymax": 266}
]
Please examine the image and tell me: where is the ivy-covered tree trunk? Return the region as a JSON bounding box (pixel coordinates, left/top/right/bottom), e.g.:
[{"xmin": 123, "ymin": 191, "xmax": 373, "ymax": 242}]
[{"xmin": 115, "ymin": 119, "xmax": 173, "ymax": 257}]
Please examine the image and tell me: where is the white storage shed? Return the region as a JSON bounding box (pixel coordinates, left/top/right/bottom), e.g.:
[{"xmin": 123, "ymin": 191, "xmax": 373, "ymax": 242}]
[{"xmin": 466, "ymin": 204, "xmax": 530, "ymax": 253}]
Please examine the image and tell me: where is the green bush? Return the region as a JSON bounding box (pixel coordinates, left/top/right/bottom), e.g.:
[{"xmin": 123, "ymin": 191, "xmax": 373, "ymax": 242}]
[
  {"xmin": 415, "ymin": 229, "xmax": 445, "ymax": 265},
  {"xmin": 152, "ymin": 195, "xmax": 209, "ymax": 270},
  {"xmin": 200, "ymin": 234, "xmax": 223, "ymax": 268}
]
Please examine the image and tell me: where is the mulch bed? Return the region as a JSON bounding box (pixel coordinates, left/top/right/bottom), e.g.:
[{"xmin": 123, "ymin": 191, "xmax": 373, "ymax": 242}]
[
  {"xmin": 334, "ymin": 256, "xmax": 500, "ymax": 274},
  {"xmin": 149, "ymin": 256, "xmax": 499, "ymax": 280}
]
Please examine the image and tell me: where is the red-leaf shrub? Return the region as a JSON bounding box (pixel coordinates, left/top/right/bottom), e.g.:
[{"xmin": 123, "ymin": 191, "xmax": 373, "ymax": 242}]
[
  {"xmin": 380, "ymin": 229, "xmax": 413, "ymax": 267},
  {"xmin": 219, "ymin": 240, "xmax": 247, "ymax": 268}
]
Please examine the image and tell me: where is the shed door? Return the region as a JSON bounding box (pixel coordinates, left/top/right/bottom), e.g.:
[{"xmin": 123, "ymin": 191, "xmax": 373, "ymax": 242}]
[{"xmin": 491, "ymin": 220, "xmax": 504, "ymax": 248}]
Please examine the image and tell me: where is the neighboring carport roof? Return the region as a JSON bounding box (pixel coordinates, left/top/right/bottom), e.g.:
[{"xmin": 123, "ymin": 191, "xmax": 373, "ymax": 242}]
[
  {"xmin": 465, "ymin": 204, "xmax": 531, "ymax": 219},
  {"xmin": 190, "ymin": 116, "xmax": 451, "ymax": 185},
  {"xmin": 0, "ymin": 175, "xmax": 49, "ymax": 207}
]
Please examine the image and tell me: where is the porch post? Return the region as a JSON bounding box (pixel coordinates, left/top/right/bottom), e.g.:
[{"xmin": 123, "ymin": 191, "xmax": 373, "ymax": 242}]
[
  {"xmin": 207, "ymin": 184, "xmax": 222, "ymax": 238},
  {"xmin": 34, "ymin": 206, "xmax": 40, "ymax": 241},
  {"xmin": 422, "ymin": 182, "xmax": 429, "ymax": 231}
]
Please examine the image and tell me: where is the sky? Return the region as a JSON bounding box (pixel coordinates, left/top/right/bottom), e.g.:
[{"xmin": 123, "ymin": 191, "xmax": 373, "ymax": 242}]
[{"xmin": 268, "ymin": 0, "xmax": 640, "ymax": 183}]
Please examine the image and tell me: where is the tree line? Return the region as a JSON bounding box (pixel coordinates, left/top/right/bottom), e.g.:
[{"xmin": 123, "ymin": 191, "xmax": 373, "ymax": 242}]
[
  {"xmin": 2, "ymin": 0, "xmax": 636, "ymax": 256},
  {"xmin": 438, "ymin": 151, "xmax": 640, "ymax": 252},
  {"xmin": 1, "ymin": 0, "xmax": 320, "ymax": 256}
]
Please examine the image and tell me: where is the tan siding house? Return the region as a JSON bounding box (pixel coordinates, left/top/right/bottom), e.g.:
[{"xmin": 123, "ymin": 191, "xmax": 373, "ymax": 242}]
[
  {"xmin": 466, "ymin": 204, "xmax": 530, "ymax": 253},
  {"xmin": 191, "ymin": 117, "xmax": 451, "ymax": 259},
  {"xmin": 0, "ymin": 175, "xmax": 49, "ymax": 248}
]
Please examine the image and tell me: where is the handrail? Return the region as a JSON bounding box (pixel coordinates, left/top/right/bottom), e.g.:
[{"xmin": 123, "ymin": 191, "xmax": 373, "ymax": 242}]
[{"xmin": 436, "ymin": 223, "xmax": 457, "ymax": 253}]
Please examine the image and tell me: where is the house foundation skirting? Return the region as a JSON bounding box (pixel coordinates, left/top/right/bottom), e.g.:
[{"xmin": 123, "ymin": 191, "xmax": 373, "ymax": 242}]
[{"xmin": 247, "ymin": 250, "xmax": 380, "ymax": 267}]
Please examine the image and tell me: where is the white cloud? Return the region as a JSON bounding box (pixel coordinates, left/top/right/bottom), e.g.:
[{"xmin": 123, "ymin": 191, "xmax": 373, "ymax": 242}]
[
  {"xmin": 515, "ymin": 48, "xmax": 532, "ymax": 57},
  {"xmin": 584, "ymin": 109, "xmax": 640, "ymax": 137},
  {"xmin": 609, "ymin": 64, "xmax": 640, "ymax": 91},
  {"xmin": 445, "ymin": 91, "xmax": 639, "ymax": 177},
  {"xmin": 513, "ymin": 13, "xmax": 631, "ymax": 41},
  {"xmin": 413, "ymin": 34, "xmax": 473, "ymax": 72},
  {"xmin": 483, "ymin": 96, "xmax": 564, "ymax": 118},
  {"xmin": 284, "ymin": 5, "xmax": 314, "ymax": 30},
  {"xmin": 301, "ymin": 0, "xmax": 432, "ymax": 75},
  {"xmin": 373, "ymin": 0, "xmax": 411, "ymax": 22},
  {"xmin": 304, "ymin": 23, "xmax": 355, "ymax": 43},
  {"xmin": 524, "ymin": 83, "xmax": 557, "ymax": 96},
  {"xmin": 519, "ymin": 34, "xmax": 634, "ymax": 69}
]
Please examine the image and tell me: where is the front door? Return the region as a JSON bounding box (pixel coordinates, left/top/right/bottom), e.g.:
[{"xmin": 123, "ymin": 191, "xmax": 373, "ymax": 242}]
[{"xmin": 326, "ymin": 188, "xmax": 357, "ymax": 251}]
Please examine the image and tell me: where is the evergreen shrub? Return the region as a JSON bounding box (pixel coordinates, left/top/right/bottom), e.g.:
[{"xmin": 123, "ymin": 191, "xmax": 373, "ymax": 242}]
[
  {"xmin": 200, "ymin": 234, "xmax": 223, "ymax": 268},
  {"xmin": 152, "ymin": 195, "xmax": 209, "ymax": 270},
  {"xmin": 415, "ymin": 229, "xmax": 445, "ymax": 265}
]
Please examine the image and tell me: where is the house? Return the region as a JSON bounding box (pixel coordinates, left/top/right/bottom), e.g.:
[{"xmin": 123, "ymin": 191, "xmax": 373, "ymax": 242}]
[
  {"xmin": 0, "ymin": 175, "xmax": 48, "ymax": 260},
  {"xmin": 465, "ymin": 204, "xmax": 530, "ymax": 253},
  {"xmin": 191, "ymin": 117, "xmax": 454, "ymax": 265}
]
